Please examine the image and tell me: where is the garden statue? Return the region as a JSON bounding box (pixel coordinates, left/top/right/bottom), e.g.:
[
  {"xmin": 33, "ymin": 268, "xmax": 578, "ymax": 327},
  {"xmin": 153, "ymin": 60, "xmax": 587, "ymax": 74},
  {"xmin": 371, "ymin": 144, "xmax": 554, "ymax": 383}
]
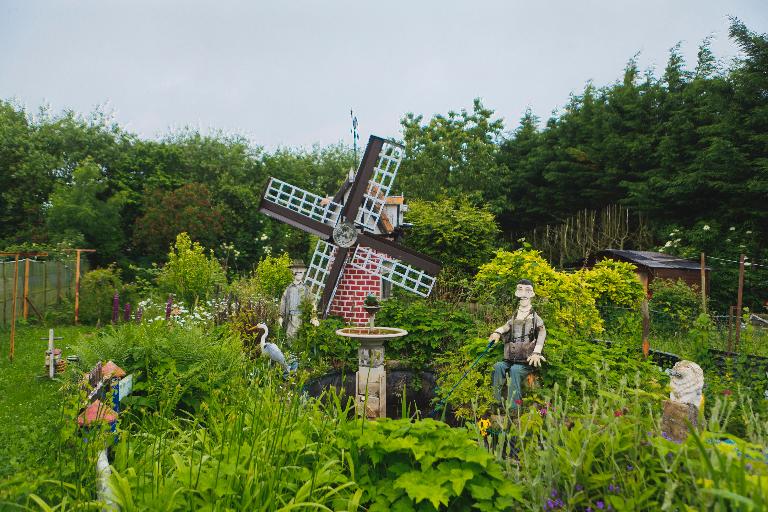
[
  {"xmin": 662, "ymin": 360, "xmax": 704, "ymax": 442},
  {"xmin": 279, "ymin": 259, "xmax": 319, "ymax": 339},
  {"xmin": 489, "ymin": 279, "xmax": 547, "ymax": 409}
]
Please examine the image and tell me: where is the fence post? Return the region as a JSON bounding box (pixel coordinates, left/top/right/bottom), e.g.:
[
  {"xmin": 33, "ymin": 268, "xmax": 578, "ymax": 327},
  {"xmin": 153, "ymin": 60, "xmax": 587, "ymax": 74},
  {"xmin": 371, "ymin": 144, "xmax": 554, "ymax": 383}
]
[
  {"xmin": 727, "ymin": 305, "xmax": 735, "ymax": 353},
  {"xmin": 10, "ymin": 255, "xmax": 19, "ymax": 361},
  {"xmin": 23, "ymin": 258, "xmax": 30, "ymax": 320},
  {"xmin": 734, "ymin": 254, "xmax": 745, "ymax": 352}
]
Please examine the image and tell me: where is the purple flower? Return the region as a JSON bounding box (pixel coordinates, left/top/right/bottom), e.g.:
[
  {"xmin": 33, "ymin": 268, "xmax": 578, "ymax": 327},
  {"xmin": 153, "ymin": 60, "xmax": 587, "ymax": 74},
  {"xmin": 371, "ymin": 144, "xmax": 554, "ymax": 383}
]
[
  {"xmin": 596, "ymin": 501, "xmax": 605, "ymax": 510},
  {"xmin": 551, "ymin": 489, "xmax": 558, "ymax": 498},
  {"xmin": 123, "ymin": 303, "xmax": 131, "ymax": 322},
  {"xmin": 165, "ymin": 295, "xmax": 173, "ymax": 320},
  {"xmin": 135, "ymin": 306, "xmax": 143, "ymax": 323},
  {"xmin": 608, "ymin": 484, "xmax": 620, "ymax": 493},
  {"xmin": 112, "ymin": 291, "xmax": 120, "ymax": 324},
  {"xmin": 586, "ymin": 508, "xmax": 593, "ymax": 512},
  {"xmin": 626, "ymin": 464, "xmax": 634, "ymax": 471},
  {"xmin": 575, "ymin": 484, "xmax": 584, "ymax": 491}
]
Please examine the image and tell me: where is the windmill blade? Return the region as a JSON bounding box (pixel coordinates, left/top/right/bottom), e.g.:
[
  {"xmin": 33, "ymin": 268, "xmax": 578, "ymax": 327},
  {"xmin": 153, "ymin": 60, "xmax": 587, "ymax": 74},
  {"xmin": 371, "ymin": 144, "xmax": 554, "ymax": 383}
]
[
  {"xmin": 304, "ymin": 240, "xmax": 338, "ymax": 303},
  {"xmin": 356, "ymin": 232, "xmax": 441, "ymax": 275},
  {"xmin": 348, "ymin": 245, "xmax": 436, "ymax": 297},
  {"xmin": 356, "ymin": 140, "xmax": 404, "ymax": 232},
  {"xmin": 259, "ymin": 178, "xmax": 342, "ymax": 237},
  {"xmin": 341, "ymin": 136, "xmax": 384, "ymax": 222}
]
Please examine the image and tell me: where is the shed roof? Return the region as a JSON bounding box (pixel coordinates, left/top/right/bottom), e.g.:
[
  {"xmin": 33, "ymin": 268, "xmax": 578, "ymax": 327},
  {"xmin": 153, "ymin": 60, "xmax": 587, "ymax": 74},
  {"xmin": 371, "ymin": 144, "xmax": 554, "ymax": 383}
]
[{"xmin": 598, "ymin": 249, "xmax": 709, "ymax": 271}]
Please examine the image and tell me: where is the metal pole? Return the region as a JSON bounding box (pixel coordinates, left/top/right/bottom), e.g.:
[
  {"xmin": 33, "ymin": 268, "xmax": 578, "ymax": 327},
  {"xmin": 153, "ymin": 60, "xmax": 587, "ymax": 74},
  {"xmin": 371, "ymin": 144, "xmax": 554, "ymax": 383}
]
[
  {"xmin": 734, "ymin": 254, "xmax": 745, "ymax": 352},
  {"xmin": 10, "ymin": 255, "xmax": 19, "ymax": 361},
  {"xmin": 700, "ymin": 252, "xmax": 707, "ymax": 314}
]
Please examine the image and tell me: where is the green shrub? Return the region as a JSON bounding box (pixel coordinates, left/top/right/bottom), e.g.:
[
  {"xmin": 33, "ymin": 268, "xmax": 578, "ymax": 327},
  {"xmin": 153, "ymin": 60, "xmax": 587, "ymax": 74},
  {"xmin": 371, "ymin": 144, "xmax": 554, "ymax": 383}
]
[
  {"xmin": 71, "ymin": 322, "xmax": 244, "ymax": 415},
  {"xmin": 337, "ymin": 418, "xmax": 523, "ymax": 510},
  {"xmin": 376, "ymin": 298, "xmax": 477, "ymax": 369},
  {"xmin": 233, "ymin": 252, "xmax": 293, "ymax": 301},
  {"xmin": 158, "ymin": 232, "xmax": 226, "ymax": 308},
  {"xmin": 78, "ymin": 266, "xmax": 122, "ymax": 324},
  {"xmin": 650, "ymin": 278, "xmax": 701, "ymax": 335}
]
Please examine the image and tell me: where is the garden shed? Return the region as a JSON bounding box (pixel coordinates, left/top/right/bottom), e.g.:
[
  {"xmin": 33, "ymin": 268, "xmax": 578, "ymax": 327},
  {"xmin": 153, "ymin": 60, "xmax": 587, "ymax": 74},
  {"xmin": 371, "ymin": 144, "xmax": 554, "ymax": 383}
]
[{"xmin": 591, "ymin": 249, "xmax": 710, "ymax": 295}]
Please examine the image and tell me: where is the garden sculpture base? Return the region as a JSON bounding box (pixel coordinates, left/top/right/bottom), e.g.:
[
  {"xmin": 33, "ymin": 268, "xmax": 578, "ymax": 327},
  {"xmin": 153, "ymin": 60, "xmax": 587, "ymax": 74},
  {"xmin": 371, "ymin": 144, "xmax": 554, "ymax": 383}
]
[
  {"xmin": 336, "ymin": 327, "xmax": 408, "ymax": 419},
  {"xmin": 661, "ymin": 400, "xmax": 698, "ymax": 443}
]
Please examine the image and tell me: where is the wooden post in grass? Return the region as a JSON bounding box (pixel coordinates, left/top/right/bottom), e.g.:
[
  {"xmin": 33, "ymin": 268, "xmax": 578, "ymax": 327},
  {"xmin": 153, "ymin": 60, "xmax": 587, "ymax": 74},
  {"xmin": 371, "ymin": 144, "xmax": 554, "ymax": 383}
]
[
  {"xmin": 734, "ymin": 254, "xmax": 745, "ymax": 352},
  {"xmin": 22, "ymin": 258, "xmax": 30, "ymax": 320},
  {"xmin": 641, "ymin": 276, "xmax": 650, "ymax": 357},
  {"xmin": 65, "ymin": 249, "xmax": 95, "ymax": 324}
]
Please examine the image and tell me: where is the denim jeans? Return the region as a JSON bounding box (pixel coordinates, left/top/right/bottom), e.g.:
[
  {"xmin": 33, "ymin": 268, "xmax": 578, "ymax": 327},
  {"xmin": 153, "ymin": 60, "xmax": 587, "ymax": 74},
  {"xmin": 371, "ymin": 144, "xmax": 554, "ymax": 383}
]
[{"xmin": 492, "ymin": 360, "xmax": 531, "ymax": 409}]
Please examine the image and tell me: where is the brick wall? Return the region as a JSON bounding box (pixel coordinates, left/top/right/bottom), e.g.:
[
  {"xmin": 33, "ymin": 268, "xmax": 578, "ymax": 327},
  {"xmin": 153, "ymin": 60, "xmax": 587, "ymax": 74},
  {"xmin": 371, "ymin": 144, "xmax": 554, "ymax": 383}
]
[{"xmin": 328, "ymin": 250, "xmax": 382, "ymax": 325}]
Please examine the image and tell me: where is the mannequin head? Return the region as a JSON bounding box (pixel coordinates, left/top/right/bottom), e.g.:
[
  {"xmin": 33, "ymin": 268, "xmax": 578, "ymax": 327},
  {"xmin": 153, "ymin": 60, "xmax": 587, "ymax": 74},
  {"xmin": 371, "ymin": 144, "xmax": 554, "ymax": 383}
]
[
  {"xmin": 515, "ymin": 279, "xmax": 535, "ymax": 305},
  {"xmin": 290, "ymin": 260, "xmax": 307, "ymax": 285}
]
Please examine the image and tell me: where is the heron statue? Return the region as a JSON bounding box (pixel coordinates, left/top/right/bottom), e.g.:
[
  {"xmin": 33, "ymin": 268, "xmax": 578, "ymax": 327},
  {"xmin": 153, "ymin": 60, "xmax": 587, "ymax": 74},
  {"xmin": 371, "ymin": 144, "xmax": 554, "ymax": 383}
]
[{"xmin": 255, "ymin": 322, "xmax": 296, "ymax": 378}]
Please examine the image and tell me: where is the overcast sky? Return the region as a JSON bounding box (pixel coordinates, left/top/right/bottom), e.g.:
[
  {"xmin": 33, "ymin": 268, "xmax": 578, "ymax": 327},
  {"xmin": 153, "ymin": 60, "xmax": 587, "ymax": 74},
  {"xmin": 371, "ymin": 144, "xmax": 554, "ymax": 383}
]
[{"xmin": 1, "ymin": 1, "xmax": 766, "ymax": 150}]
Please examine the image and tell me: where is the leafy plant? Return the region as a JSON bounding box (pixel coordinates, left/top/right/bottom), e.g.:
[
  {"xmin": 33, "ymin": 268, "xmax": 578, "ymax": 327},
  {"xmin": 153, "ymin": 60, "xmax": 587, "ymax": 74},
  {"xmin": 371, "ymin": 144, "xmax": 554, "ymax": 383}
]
[
  {"xmin": 78, "ymin": 265, "xmax": 123, "ymax": 325},
  {"xmin": 650, "ymin": 278, "xmax": 701, "ymax": 335},
  {"xmin": 158, "ymin": 232, "xmax": 226, "ymax": 308},
  {"xmin": 376, "ymin": 298, "xmax": 477, "ymax": 369},
  {"xmin": 337, "ymin": 418, "xmax": 523, "ymax": 510},
  {"xmin": 233, "ymin": 252, "xmax": 293, "ymax": 301}
]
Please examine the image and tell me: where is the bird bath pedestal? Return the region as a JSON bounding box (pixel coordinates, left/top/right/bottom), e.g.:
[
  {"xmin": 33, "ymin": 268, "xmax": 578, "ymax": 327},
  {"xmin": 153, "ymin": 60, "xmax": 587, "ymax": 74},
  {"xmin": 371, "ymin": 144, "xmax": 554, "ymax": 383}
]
[{"xmin": 335, "ymin": 326, "xmax": 407, "ymax": 418}]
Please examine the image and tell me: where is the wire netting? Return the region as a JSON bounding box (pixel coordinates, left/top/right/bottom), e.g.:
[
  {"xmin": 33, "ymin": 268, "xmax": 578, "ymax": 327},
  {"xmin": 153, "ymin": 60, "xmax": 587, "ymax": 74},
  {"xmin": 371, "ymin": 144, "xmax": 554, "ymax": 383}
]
[{"xmin": 0, "ymin": 258, "xmax": 88, "ymax": 326}]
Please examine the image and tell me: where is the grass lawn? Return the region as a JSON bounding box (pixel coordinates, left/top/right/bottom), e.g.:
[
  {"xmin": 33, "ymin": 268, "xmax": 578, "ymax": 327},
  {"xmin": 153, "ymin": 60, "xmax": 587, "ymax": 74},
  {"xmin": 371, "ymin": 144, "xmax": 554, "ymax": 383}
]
[{"xmin": 0, "ymin": 324, "xmax": 94, "ymax": 493}]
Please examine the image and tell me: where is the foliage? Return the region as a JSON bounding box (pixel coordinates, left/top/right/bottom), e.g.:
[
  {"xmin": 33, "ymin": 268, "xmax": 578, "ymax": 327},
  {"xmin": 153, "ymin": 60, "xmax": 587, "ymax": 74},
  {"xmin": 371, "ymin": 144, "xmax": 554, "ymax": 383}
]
[
  {"xmin": 400, "ymin": 99, "xmax": 506, "ymax": 212},
  {"xmin": 233, "ymin": 252, "xmax": 293, "ymax": 301},
  {"xmin": 404, "ymin": 198, "xmax": 500, "ymax": 277},
  {"xmin": 228, "ymin": 297, "xmax": 281, "ymax": 358},
  {"xmin": 158, "ymin": 232, "xmax": 226, "ymax": 307},
  {"xmin": 581, "ymin": 259, "xmax": 645, "ymax": 335},
  {"xmin": 72, "ymin": 322, "xmax": 244, "ymax": 415},
  {"xmin": 110, "ymin": 374, "xmax": 361, "ymax": 511},
  {"xmin": 132, "ymin": 183, "xmax": 224, "ymax": 264},
  {"xmin": 337, "ymin": 418, "xmax": 523, "ymax": 511},
  {"xmin": 481, "ymin": 372, "xmax": 768, "ymax": 511},
  {"xmin": 46, "ymin": 158, "xmax": 126, "ymax": 264},
  {"xmin": 294, "ymin": 314, "xmax": 354, "ymax": 369},
  {"xmin": 78, "ymin": 265, "xmax": 123, "ymax": 325},
  {"xmin": 650, "ymin": 278, "xmax": 701, "ymax": 335},
  {"xmin": 376, "ymin": 298, "xmax": 477, "ymax": 369},
  {"xmin": 472, "ymin": 249, "xmax": 604, "ymax": 337}
]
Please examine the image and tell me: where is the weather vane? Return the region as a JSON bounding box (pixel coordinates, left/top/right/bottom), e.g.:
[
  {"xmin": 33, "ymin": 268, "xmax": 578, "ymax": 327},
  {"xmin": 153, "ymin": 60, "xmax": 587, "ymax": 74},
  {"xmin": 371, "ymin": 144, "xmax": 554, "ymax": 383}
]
[{"xmin": 350, "ymin": 109, "xmax": 359, "ymax": 166}]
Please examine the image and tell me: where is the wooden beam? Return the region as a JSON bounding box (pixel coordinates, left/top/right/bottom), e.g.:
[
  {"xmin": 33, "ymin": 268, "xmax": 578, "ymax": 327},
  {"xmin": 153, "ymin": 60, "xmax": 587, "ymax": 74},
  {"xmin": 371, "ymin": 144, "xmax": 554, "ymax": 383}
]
[
  {"xmin": 319, "ymin": 247, "xmax": 349, "ymax": 318},
  {"xmin": 700, "ymin": 252, "xmax": 707, "ymax": 314},
  {"xmin": 75, "ymin": 251, "xmax": 81, "ymax": 324},
  {"xmin": 258, "ymin": 200, "xmax": 334, "ymax": 239},
  {"xmin": 357, "ymin": 232, "xmax": 441, "ymax": 275},
  {"xmin": 341, "ymin": 136, "xmax": 384, "ymax": 221}
]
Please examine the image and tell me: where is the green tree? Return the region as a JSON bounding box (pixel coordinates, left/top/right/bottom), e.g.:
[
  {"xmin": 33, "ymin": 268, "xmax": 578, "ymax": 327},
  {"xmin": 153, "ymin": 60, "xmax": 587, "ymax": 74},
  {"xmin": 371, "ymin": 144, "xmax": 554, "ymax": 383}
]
[
  {"xmin": 399, "ymin": 99, "xmax": 506, "ymax": 210},
  {"xmin": 404, "ymin": 198, "xmax": 500, "ymax": 277},
  {"xmin": 132, "ymin": 183, "xmax": 224, "ymax": 264},
  {"xmin": 46, "ymin": 158, "xmax": 126, "ymax": 263}
]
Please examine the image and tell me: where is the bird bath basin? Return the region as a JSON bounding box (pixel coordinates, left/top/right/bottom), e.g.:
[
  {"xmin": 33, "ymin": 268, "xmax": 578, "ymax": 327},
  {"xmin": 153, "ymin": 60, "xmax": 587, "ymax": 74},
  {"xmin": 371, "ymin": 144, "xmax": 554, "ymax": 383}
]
[
  {"xmin": 335, "ymin": 327, "xmax": 408, "ymax": 345},
  {"xmin": 336, "ymin": 327, "xmax": 408, "ymax": 419}
]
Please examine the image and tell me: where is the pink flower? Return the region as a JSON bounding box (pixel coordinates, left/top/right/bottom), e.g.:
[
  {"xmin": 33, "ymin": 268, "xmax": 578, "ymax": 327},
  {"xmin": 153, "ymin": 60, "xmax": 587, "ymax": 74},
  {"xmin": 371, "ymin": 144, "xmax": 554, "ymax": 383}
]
[
  {"xmin": 514, "ymin": 399, "xmax": 523, "ymax": 406},
  {"xmin": 722, "ymin": 389, "xmax": 733, "ymax": 396},
  {"xmin": 614, "ymin": 410, "xmax": 623, "ymax": 417}
]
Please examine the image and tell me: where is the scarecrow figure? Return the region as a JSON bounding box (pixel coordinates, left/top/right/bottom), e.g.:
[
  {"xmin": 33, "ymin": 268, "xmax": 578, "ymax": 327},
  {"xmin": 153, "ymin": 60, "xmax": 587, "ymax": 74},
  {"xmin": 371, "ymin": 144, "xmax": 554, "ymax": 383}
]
[
  {"xmin": 488, "ymin": 279, "xmax": 546, "ymax": 409},
  {"xmin": 279, "ymin": 259, "xmax": 319, "ymax": 339}
]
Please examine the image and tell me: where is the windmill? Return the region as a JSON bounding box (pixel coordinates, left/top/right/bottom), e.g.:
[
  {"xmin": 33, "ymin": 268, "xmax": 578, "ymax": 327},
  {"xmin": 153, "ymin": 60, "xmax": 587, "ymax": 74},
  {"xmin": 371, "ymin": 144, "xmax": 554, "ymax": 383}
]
[{"xmin": 258, "ymin": 135, "xmax": 440, "ymax": 322}]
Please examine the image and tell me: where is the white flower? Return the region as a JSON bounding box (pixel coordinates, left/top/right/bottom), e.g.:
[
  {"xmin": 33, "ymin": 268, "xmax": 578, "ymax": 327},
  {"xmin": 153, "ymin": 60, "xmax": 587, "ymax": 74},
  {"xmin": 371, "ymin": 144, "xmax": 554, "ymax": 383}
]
[
  {"xmin": 703, "ymin": 225, "xmax": 711, "ymax": 231},
  {"xmin": 729, "ymin": 226, "xmax": 736, "ymax": 231},
  {"xmin": 746, "ymin": 230, "xmax": 752, "ymax": 234},
  {"xmin": 664, "ymin": 241, "xmax": 673, "ymax": 247}
]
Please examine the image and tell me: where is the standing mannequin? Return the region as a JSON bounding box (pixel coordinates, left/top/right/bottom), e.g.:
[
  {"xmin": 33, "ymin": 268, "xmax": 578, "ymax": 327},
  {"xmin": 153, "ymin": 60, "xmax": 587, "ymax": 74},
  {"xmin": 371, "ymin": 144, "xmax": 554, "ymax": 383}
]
[
  {"xmin": 279, "ymin": 260, "xmax": 319, "ymax": 339},
  {"xmin": 489, "ymin": 279, "xmax": 547, "ymax": 409}
]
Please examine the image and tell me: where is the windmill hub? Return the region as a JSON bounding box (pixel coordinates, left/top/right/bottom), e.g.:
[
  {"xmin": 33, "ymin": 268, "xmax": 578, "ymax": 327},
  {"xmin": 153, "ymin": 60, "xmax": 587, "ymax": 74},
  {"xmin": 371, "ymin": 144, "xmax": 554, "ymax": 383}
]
[{"xmin": 332, "ymin": 220, "xmax": 358, "ymax": 248}]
